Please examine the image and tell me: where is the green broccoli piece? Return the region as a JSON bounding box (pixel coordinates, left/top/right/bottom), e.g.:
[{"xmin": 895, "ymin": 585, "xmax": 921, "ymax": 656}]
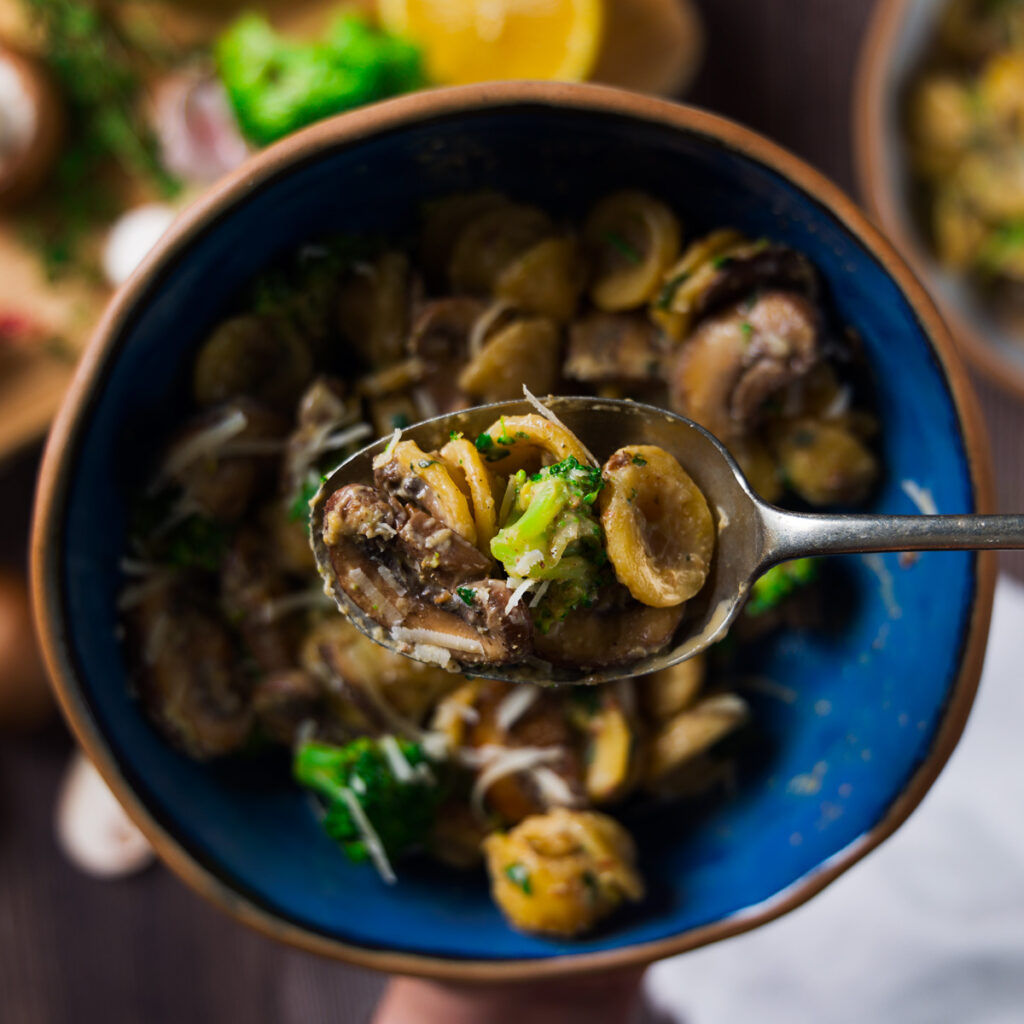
[
  {"xmin": 216, "ymin": 13, "xmax": 426, "ymax": 147},
  {"xmin": 745, "ymin": 558, "xmax": 818, "ymax": 618},
  {"xmin": 490, "ymin": 456, "xmax": 608, "ymax": 632},
  {"xmin": 294, "ymin": 737, "xmax": 443, "ymax": 867}
]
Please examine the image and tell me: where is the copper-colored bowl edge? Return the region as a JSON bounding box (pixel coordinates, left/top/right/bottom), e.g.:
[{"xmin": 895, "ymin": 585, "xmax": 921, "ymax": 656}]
[{"xmin": 31, "ymin": 80, "xmax": 996, "ymax": 982}]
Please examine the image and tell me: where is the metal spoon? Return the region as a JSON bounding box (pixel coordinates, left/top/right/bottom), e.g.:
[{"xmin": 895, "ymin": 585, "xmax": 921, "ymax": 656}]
[{"xmin": 311, "ymin": 396, "xmax": 1023, "ymax": 685}]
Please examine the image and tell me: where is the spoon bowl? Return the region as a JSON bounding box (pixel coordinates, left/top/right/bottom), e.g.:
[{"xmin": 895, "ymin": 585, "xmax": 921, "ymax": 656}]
[{"xmin": 312, "ymin": 396, "xmax": 1024, "ymax": 686}]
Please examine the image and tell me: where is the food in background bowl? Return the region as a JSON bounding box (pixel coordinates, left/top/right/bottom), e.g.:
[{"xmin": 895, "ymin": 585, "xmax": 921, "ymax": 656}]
[
  {"xmin": 117, "ymin": 189, "xmax": 879, "ymax": 936},
  {"xmin": 904, "ymin": 0, "xmax": 1024, "ymax": 329}
]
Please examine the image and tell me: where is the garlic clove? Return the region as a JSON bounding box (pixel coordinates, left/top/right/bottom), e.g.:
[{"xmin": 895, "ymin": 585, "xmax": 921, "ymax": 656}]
[
  {"xmin": 102, "ymin": 203, "xmax": 177, "ymax": 288},
  {"xmin": 55, "ymin": 750, "xmax": 154, "ymax": 879}
]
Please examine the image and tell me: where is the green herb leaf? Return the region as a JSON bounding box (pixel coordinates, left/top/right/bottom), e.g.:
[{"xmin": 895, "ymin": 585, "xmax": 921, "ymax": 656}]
[
  {"xmin": 604, "ymin": 230, "xmax": 642, "ymax": 265},
  {"xmin": 504, "ymin": 862, "xmax": 532, "ymax": 895},
  {"xmin": 631, "ymin": 454, "xmax": 647, "ymax": 466},
  {"xmin": 456, "ymin": 586, "xmax": 476, "ymax": 606}
]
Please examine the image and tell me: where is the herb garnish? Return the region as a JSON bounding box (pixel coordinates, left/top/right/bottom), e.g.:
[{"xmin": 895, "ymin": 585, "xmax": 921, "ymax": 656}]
[
  {"xmin": 604, "ymin": 230, "xmax": 642, "ymax": 265},
  {"xmin": 504, "ymin": 862, "xmax": 532, "ymax": 894}
]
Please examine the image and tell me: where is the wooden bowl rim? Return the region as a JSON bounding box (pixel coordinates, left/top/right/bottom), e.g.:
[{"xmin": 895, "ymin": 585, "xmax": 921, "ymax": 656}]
[
  {"xmin": 854, "ymin": 0, "xmax": 1024, "ymax": 399},
  {"xmin": 31, "ymin": 80, "xmax": 996, "ymax": 982}
]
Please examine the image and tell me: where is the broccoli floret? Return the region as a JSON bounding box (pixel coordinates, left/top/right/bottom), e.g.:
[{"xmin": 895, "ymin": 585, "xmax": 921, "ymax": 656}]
[
  {"xmin": 745, "ymin": 559, "xmax": 818, "ymax": 617},
  {"xmin": 490, "ymin": 456, "xmax": 608, "ymax": 632},
  {"xmin": 293, "ymin": 737, "xmax": 443, "ymax": 866},
  {"xmin": 216, "ymin": 13, "xmax": 426, "ymax": 147}
]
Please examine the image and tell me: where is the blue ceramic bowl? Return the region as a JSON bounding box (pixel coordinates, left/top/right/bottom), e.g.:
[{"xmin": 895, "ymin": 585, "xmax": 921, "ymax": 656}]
[{"xmin": 33, "ymin": 83, "xmax": 995, "ymax": 980}]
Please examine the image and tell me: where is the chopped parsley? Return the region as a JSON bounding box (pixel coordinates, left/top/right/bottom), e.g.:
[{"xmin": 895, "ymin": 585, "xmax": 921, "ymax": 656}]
[
  {"xmin": 288, "ymin": 474, "xmax": 324, "ymax": 524},
  {"xmin": 604, "ymin": 230, "xmax": 642, "ymax": 265},
  {"xmin": 504, "ymin": 862, "xmax": 532, "ymax": 895},
  {"xmin": 417, "ymin": 458, "xmax": 438, "ymax": 469},
  {"xmin": 631, "ymin": 454, "xmax": 648, "ymax": 466},
  {"xmin": 449, "ymin": 430, "xmax": 464, "ymax": 441},
  {"xmin": 740, "ymin": 321, "xmax": 754, "ymax": 340},
  {"xmin": 656, "ymin": 270, "xmax": 690, "ymax": 310},
  {"xmin": 456, "ymin": 586, "xmax": 476, "ymax": 606},
  {"xmin": 474, "ymin": 431, "xmax": 510, "ymax": 461}
]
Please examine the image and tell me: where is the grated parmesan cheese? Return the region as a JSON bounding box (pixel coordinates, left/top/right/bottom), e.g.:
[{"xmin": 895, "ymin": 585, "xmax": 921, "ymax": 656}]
[
  {"xmin": 468, "ymin": 745, "xmax": 562, "ymax": 819},
  {"xmin": 900, "ymin": 478, "xmax": 938, "ymax": 516},
  {"xmin": 392, "ymin": 626, "xmax": 484, "ymax": 654},
  {"xmin": 522, "ymin": 385, "xmax": 599, "ymax": 467},
  {"xmin": 158, "ymin": 406, "xmax": 248, "ymax": 481},
  {"xmin": 339, "ymin": 786, "xmax": 397, "ymax": 884},
  {"xmin": 505, "ymin": 577, "xmax": 536, "ymax": 613},
  {"xmin": 495, "ymin": 685, "xmax": 539, "ymax": 734}
]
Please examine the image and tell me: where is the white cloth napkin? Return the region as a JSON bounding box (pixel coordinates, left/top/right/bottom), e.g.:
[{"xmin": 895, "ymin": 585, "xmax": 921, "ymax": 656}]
[{"xmin": 645, "ymin": 574, "xmax": 1024, "ymax": 1024}]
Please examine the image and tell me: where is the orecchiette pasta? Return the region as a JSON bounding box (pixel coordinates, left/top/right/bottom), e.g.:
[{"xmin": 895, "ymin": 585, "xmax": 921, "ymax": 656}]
[
  {"xmin": 122, "ymin": 186, "xmax": 880, "ymax": 940},
  {"xmin": 599, "ymin": 444, "xmax": 714, "ymax": 608}
]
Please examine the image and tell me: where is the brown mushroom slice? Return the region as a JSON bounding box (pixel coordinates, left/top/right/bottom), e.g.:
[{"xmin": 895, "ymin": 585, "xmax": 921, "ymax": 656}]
[
  {"xmin": 599, "ymin": 445, "xmax": 714, "ymax": 608},
  {"xmin": 303, "ymin": 617, "xmax": 461, "ymax": 729},
  {"xmin": 457, "ymin": 317, "xmax": 561, "ymax": 403},
  {"xmin": 439, "ymin": 438, "xmax": 500, "ymax": 551},
  {"xmin": 131, "ymin": 583, "xmax": 252, "ymax": 759},
  {"xmin": 407, "ymin": 297, "xmax": 488, "ymax": 413},
  {"xmin": 220, "ymin": 528, "xmax": 301, "ymax": 673},
  {"xmin": 163, "ymin": 399, "xmax": 288, "ymax": 522},
  {"xmin": 449, "ymin": 203, "xmax": 554, "ymax": 294},
  {"xmin": 584, "ymin": 190, "xmax": 681, "ymax": 311},
  {"xmin": 374, "ymin": 440, "xmax": 477, "ymax": 543},
  {"xmin": 495, "ymin": 236, "xmax": 584, "ymax": 321},
  {"xmin": 192, "ymin": 313, "xmax": 314, "ymax": 412},
  {"xmin": 564, "ymin": 311, "xmax": 669, "ymax": 382},
  {"xmin": 535, "ymin": 601, "xmax": 686, "ymax": 670},
  {"xmin": 668, "ymin": 290, "xmax": 821, "ymax": 444},
  {"xmin": 771, "ymin": 417, "xmax": 878, "ymax": 507},
  {"xmin": 419, "ymin": 190, "xmax": 512, "ymax": 287},
  {"xmin": 639, "ymin": 653, "xmax": 707, "ymax": 721},
  {"xmin": 335, "ymin": 250, "xmax": 411, "ymax": 369},
  {"xmin": 482, "ymin": 808, "xmax": 644, "ymax": 937},
  {"xmin": 251, "ymin": 669, "xmax": 323, "ymax": 745},
  {"xmin": 643, "ymin": 693, "xmax": 749, "ymax": 786}
]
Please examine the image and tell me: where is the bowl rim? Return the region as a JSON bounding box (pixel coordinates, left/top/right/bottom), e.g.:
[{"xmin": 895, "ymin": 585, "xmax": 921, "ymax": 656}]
[
  {"xmin": 854, "ymin": 0, "xmax": 1024, "ymax": 400},
  {"xmin": 32, "ymin": 80, "xmax": 996, "ymax": 982}
]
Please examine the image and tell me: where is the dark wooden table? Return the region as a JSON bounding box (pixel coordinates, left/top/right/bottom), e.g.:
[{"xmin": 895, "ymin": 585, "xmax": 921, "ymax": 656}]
[{"xmin": 4, "ymin": 2, "xmax": 1023, "ymax": 1020}]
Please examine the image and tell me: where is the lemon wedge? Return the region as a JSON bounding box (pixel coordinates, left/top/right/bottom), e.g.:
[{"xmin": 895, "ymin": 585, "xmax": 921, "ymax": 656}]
[{"xmin": 377, "ymin": 0, "xmax": 604, "ymax": 85}]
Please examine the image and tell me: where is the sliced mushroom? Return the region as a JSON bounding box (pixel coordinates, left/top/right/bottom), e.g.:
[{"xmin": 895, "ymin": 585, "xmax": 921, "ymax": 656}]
[
  {"xmin": 668, "ymin": 290, "xmax": 821, "ymax": 444},
  {"xmin": 163, "ymin": 399, "xmax": 287, "ymax": 523},
  {"xmin": 321, "ymin": 485, "xmax": 533, "ymax": 666},
  {"xmin": 335, "ymin": 250, "xmax": 411, "ymax": 369},
  {"xmin": 251, "ymin": 668, "xmax": 323, "ymax": 744},
  {"xmin": 642, "ymin": 692, "xmax": 748, "ymax": 787},
  {"xmin": 130, "ymin": 581, "xmax": 253, "ymax": 759},
  {"xmin": 407, "ymin": 297, "xmax": 488, "ymax": 413},
  {"xmin": 301, "ymin": 617, "xmax": 459, "ymax": 730},
  {"xmin": 534, "ymin": 599, "xmax": 686, "ymax": 670},
  {"xmin": 564, "ymin": 311, "xmax": 669, "ymax": 383},
  {"xmin": 220, "ymin": 527, "xmax": 300, "ymax": 673}
]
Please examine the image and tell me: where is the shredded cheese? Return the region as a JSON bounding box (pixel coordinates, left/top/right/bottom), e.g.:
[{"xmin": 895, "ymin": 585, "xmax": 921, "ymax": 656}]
[
  {"xmin": 532, "ymin": 766, "xmax": 580, "ymax": 808},
  {"xmin": 410, "ymin": 643, "xmax": 452, "ymax": 668},
  {"xmin": 468, "ymin": 299, "xmax": 513, "ymax": 358},
  {"xmin": 468, "ymin": 745, "xmax": 562, "ymax": 819},
  {"xmin": 158, "ymin": 407, "xmax": 248, "ymax": 481},
  {"xmin": 900, "ymin": 479, "xmax": 938, "ymax": 516},
  {"xmin": 495, "ymin": 685, "xmax": 539, "ymax": 733},
  {"xmin": 338, "ymin": 786, "xmax": 397, "ymax": 884},
  {"xmin": 505, "ymin": 577, "xmax": 536, "ymax": 613},
  {"xmin": 528, "ymin": 580, "xmax": 551, "ymax": 608},
  {"xmin": 392, "ymin": 626, "xmax": 484, "ymax": 654},
  {"xmin": 374, "ymin": 427, "xmax": 402, "ymax": 469},
  {"xmin": 522, "ymin": 385, "xmax": 599, "ymax": 467}
]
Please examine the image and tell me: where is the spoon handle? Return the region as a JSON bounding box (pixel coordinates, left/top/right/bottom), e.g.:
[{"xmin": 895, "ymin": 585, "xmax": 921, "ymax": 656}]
[{"xmin": 760, "ymin": 507, "xmax": 1024, "ymax": 567}]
